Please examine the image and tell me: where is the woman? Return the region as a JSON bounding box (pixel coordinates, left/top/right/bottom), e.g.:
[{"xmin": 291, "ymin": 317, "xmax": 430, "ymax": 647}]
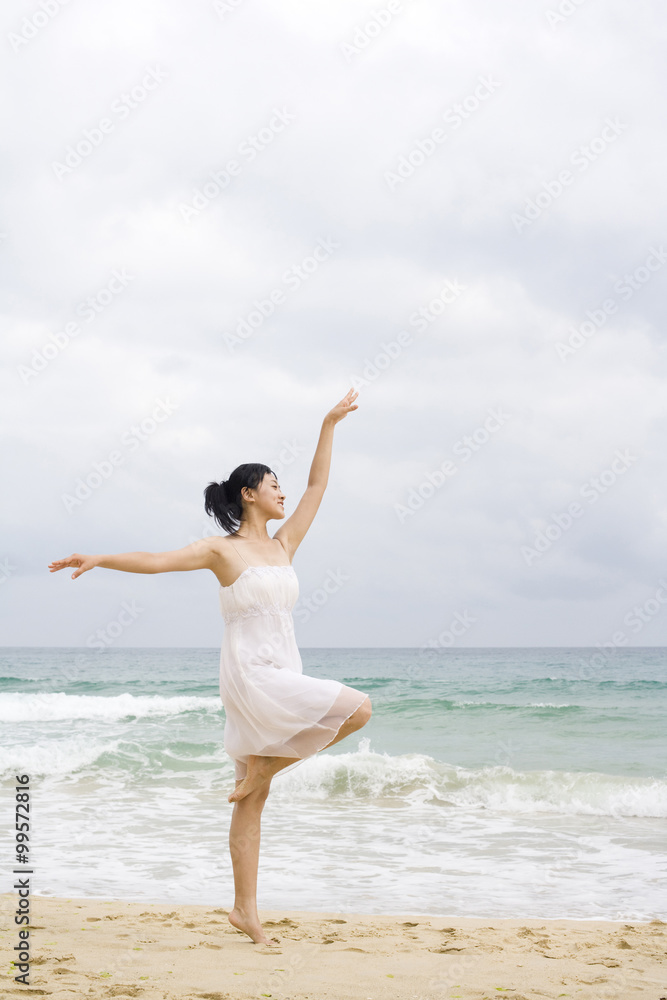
[{"xmin": 48, "ymin": 387, "xmax": 373, "ymax": 946}]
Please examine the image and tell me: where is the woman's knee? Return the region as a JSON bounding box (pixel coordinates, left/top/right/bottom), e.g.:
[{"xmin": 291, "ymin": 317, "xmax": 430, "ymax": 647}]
[
  {"xmin": 248, "ymin": 783, "xmax": 271, "ymax": 805},
  {"xmin": 352, "ymin": 696, "xmax": 372, "ymax": 727},
  {"xmin": 233, "ymin": 781, "xmax": 271, "ymax": 807}
]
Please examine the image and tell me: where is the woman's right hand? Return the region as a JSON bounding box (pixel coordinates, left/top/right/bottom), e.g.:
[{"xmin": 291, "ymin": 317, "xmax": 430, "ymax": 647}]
[{"xmin": 48, "ymin": 553, "xmax": 99, "ymax": 579}]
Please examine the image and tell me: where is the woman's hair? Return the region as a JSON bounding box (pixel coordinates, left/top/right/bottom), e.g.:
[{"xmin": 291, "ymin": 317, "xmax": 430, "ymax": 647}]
[{"xmin": 203, "ymin": 463, "xmax": 276, "ymax": 534}]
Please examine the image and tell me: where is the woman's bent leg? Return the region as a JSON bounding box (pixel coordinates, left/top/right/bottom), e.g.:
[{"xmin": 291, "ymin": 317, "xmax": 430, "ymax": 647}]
[
  {"xmin": 229, "ymin": 695, "xmax": 372, "ymax": 804},
  {"xmin": 320, "ymin": 695, "xmax": 372, "ymax": 750},
  {"xmin": 227, "ymin": 782, "xmax": 278, "ymax": 946}
]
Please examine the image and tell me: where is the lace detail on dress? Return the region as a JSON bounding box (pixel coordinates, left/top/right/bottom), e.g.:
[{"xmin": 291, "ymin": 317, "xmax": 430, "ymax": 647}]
[
  {"xmin": 223, "ymin": 604, "xmax": 293, "ymax": 625},
  {"xmin": 220, "ymin": 565, "xmax": 297, "ymax": 625},
  {"xmin": 240, "ymin": 565, "xmax": 294, "ymax": 578}
]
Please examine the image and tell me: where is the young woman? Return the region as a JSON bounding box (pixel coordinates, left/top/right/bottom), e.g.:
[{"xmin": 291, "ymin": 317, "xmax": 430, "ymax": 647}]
[{"xmin": 48, "ymin": 387, "xmax": 372, "ymax": 946}]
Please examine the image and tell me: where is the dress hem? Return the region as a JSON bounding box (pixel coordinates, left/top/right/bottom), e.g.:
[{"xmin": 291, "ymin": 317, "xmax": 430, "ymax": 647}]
[{"xmin": 230, "ymin": 688, "xmax": 369, "ymax": 781}]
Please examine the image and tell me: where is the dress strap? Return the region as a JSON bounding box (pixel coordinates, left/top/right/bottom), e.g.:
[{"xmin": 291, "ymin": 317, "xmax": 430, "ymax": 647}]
[{"xmin": 229, "ymin": 541, "xmax": 250, "ymax": 567}]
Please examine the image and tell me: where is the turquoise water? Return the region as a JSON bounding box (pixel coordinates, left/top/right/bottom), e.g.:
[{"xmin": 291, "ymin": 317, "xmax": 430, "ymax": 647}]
[{"xmin": 1, "ymin": 646, "xmax": 665, "ymax": 919}]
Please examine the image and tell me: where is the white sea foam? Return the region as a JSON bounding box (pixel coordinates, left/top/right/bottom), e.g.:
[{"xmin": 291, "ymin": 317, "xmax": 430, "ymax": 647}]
[
  {"xmin": 525, "ymin": 702, "xmax": 574, "ymax": 708},
  {"xmin": 2, "ymin": 726, "xmax": 665, "ymax": 817},
  {"xmin": 282, "ymin": 738, "xmax": 441, "ymax": 804},
  {"xmin": 453, "ymin": 700, "xmax": 575, "ymax": 708},
  {"xmin": 0, "ymin": 692, "xmax": 220, "ymax": 723},
  {"xmin": 0, "ymin": 737, "xmax": 121, "ymax": 776},
  {"xmin": 276, "ymin": 739, "xmax": 667, "ymax": 817},
  {"xmin": 3, "ymin": 698, "xmax": 666, "ymax": 818},
  {"xmin": 441, "ymin": 763, "xmax": 667, "ymax": 818}
]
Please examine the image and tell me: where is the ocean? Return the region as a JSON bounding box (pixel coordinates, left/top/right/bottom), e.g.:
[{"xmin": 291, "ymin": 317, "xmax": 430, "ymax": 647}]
[{"xmin": 1, "ymin": 646, "xmax": 665, "ymax": 920}]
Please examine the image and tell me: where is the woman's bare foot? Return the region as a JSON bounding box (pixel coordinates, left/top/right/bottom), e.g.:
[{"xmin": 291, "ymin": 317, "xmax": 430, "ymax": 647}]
[
  {"xmin": 228, "ymin": 755, "xmax": 297, "ymax": 803},
  {"xmin": 228, "ymin": 907, "xmax": 280, "ymax": 945}
]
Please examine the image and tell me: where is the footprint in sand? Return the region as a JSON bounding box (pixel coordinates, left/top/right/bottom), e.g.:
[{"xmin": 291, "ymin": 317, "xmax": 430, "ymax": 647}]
[
  {"xmin": 192, "ymin": 993, "xmax": 233, "ymax": 1000},
  {"xmin": 5, "ymin": 991, "xmax": 50, "ymax": 997}
]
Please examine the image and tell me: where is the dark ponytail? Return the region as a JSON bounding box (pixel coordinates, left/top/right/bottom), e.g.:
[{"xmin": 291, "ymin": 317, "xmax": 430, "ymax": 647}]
[{"xmin": 204, "ymin": 462, "xmax": 276, "ymax": 534}]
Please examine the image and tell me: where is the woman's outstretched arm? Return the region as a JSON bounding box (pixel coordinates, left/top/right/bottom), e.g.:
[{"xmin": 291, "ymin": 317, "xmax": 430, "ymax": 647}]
[
  {"xmin": 274, "ymin": 386, "xmax": 359, "ymax": 556},
  {"xmin": 48, "ymin": 537, "xmax": 217, "ymax": 580}
]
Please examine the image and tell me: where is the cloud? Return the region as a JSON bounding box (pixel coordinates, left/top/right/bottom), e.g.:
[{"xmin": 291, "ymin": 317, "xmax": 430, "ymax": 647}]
[{"xmin": 2, "ymin": 0, "xmax": 666, "ymax": 647}]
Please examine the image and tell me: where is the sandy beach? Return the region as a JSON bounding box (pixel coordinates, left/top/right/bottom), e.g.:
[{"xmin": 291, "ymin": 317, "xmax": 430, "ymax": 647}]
[{"xmin": 2, "ymin": 894, "xmax": 665, "ymax": 999}]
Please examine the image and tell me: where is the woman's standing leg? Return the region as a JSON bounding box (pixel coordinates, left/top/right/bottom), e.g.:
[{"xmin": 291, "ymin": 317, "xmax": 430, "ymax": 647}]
[
  {"xmin": 227, "ymin": 698, "xmax": 371, "ymax": 943},
  {"xmin": 227, "ymin": 780, "xmax": 278, "ymax": 946}
]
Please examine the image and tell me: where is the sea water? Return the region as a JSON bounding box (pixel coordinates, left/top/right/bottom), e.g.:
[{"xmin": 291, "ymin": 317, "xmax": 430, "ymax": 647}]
[{"xmin": 0, "ymin": 646, "xmax": 665, "ymax": 920}]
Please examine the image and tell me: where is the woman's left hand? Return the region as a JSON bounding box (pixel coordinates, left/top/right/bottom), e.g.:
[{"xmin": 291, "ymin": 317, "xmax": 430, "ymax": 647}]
[{"xmin": 326, "ymin": 387, "xmax": 359, "ymax": 424}]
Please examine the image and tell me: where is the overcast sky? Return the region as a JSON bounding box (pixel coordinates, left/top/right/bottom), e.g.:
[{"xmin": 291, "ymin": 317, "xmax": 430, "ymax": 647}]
[{"xmin": 2, "ymin": 0, "xmax": 666, "ymax": 649}]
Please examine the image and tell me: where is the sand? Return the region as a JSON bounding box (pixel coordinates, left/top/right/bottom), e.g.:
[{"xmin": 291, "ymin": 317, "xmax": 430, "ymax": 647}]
[{"xmin": 1, "ymin": 894, "xmax": 665, "ymax": 999}]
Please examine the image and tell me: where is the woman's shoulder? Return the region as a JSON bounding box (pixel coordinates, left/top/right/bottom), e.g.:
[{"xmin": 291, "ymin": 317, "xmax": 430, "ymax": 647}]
[{"xmin": 203, "ymin": 534, "xmax": 236, "ymax": 558}]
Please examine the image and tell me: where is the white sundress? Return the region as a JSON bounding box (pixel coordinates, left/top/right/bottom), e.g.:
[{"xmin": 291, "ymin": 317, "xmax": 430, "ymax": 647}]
[{"xmin": 218, "ymin": 544, "xmax": 369, "ymax": 781}]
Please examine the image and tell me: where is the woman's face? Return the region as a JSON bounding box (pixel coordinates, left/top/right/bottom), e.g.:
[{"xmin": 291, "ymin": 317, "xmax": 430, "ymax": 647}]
[{"xmin": 247, "ymin": 473, "xmax": 286, "ymax": 519}]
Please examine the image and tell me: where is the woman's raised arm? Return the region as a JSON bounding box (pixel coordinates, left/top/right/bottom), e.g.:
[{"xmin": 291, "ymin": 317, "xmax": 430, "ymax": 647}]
[
  {"xmin": 48, "ymin": 537, "xmax": 218, "ymax": 580},
  {"xmin": 273, "ymin": 387, "xmax": 359, "ymax": 556}
]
